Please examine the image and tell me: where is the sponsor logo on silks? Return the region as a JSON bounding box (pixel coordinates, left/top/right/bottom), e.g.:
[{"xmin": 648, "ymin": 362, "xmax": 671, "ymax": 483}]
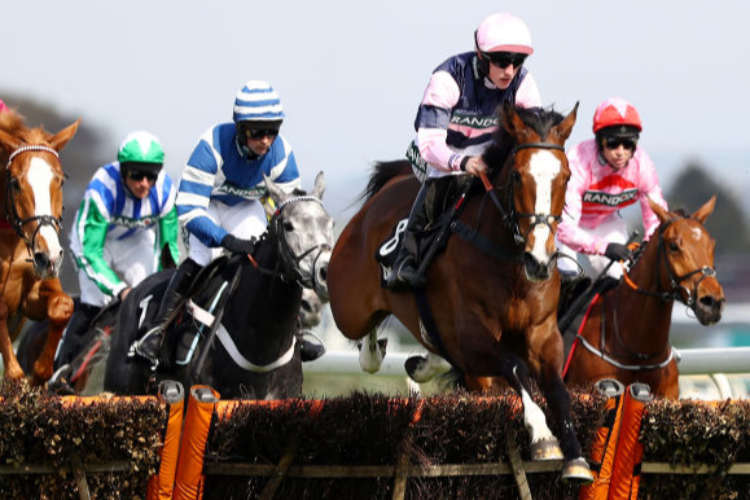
[
  {"xmin": 217, "ymin": 182, "xmax": 266, "ymax": 199},
  {"xmin": 405, "ymin": 142, "xmax": 428, "ymax": 175},
  {"xmin": 449, "ymin": 111, "xmax": 498, "ymax": 130},
  {"xmin": 583, "ymin": 189, "xmax": 638, "ymax": 207},
  {"xmin": 111, "ymin": 215, "xmax": 159, "ymax": 228}
]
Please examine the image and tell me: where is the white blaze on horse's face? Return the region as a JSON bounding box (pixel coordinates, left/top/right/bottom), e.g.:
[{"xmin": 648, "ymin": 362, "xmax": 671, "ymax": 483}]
[
  {"xmin": 527, "ymin": 150, "xmax": 561, "ymax": 268},
  {"xmin": 27, "ymin": 157, "xmax": 64, "ymax": 276}
]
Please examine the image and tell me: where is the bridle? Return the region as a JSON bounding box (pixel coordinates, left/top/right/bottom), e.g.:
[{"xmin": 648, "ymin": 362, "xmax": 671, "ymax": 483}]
[
  {"xmin": 270, "ymin": 195, "xmax": 331, "ymax": 289},
  {"xmin": 622, "ymin": 217, "xmax": 717, "ymax": 310},
  {"xmin": 4, "ymin": 145, "xmax": 64, "ymax": 250},
  {"xmin": 485, "ymin": 142, "xmax": 566, "ymax": 245},
  {"xmin": 575, "ymin": 216, "xmax": 717, "ymax": 372}
]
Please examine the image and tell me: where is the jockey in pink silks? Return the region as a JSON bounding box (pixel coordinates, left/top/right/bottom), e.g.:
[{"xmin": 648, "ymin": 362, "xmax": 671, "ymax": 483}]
[{"xmin": 557, "ymin": 97, "xmax": 668, "ymax": 280}]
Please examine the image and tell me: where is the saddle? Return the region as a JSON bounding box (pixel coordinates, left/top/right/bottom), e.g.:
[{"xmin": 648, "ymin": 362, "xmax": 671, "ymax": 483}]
[{"xmin": 376, "ymin": 176, "xmax": 475, "ymax": 285}]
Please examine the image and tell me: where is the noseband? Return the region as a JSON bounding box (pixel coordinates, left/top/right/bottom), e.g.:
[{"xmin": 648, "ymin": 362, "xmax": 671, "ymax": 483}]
[
  {"xmin": 4, "ymin": 145, "xmax": 63, "ymax": 250},
  {"xmin": 272, "ymin": 195, "xmax": 331, "ymax": 289},
  {"xmin": 486, "ymin": 142, "xmax": 565, "ymax": 245}
]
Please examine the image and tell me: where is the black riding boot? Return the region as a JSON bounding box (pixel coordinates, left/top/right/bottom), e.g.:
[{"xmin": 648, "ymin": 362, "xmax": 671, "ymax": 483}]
[
  {"xmin": 130, "ymin": 258, "xmax": 202, "ymax": 366},
  {"xmin": 387, "ymin": 181, "xmax": 430, "ymax": 290},
  {"xmin": 53, "ymin": 302, "xmax": 101, "ymax": 371}
]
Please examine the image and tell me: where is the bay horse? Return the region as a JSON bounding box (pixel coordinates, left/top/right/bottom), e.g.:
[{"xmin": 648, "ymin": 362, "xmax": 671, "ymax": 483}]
[
  {"xmin": 328, "ymin": 102, "xmax": 594, "ymax": 483},
  {"xmin": 104, "ymin": 172, "xmax": 333, "ymax": 399},
  {"xmin": 0, "ymin": 108, "xmax": 79, "ymax": 385},
  {"xmin": 563, "ymin": 196, "xmax": 725, "ymax": 398}
]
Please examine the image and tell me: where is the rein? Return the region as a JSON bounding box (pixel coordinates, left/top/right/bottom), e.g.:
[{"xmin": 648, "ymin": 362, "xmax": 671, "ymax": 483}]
[
  {"xmin": 620, "ymin": 218, "xmax": 717, "ymax": 310},
  {"xmin": 4, "ymin": 145, "xmax": 63, "ymax": 249}
]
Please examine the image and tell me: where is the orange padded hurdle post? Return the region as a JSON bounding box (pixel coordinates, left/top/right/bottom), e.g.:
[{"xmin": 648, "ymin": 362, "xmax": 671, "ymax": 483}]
[
  {"xmin": 608, "ymin": 383, "xmax": 652, "ymax": 500},
  {"xmin": 147, "ymin": 380, "xmax": 186, "ymax": 500},
  {"xmin": 579, "ymin": 379, "xmax": 625, "ymax": 500},
  {"xmin": 173, "ymin": 385, "xmax": 220, "ymax": 500}
]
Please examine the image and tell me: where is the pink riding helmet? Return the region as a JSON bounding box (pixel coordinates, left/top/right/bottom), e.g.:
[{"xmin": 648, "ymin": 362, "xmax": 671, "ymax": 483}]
[
  {"xmin": 0, "ymin": 98, "xmax": 7, "ymax": 114},
  {"xmin": 475, "ymin": 12, "xmax": 534, "ymax": 55}
]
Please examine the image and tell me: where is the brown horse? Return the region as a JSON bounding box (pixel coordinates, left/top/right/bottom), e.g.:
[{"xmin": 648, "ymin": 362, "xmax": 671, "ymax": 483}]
[
  {"xmin": 563, "ymin": 196, "xmax": 725, "ymax": 398},
  {"xmin": 0, "ymin": 108, "xmax": 79, "ymax": 385},
  {"xmin": 328, "ymin": 103, "xmax": 594, "ymax": 482}
]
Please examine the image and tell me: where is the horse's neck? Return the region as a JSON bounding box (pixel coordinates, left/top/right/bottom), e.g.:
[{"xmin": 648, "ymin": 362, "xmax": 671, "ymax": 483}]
[
  {"xmin": 613, "ymin": 242, "xmax": 674, "ymax": 350},
  {"xmin": 230, "ymin": 234, "xmax": 301, "ymax": 344}
]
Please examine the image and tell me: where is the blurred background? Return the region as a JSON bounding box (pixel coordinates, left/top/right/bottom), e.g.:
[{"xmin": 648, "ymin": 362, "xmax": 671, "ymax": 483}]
[{"xmin": 2, "ymin": 0, "xmax": 748, "ymax": 397}]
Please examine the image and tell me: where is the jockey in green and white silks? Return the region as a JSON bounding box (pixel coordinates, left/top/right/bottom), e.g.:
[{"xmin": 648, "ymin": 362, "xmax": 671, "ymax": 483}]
[
  {"xmin": 51, "ymin": 131, "xmax": 179, "ymax": 384},
  {"xmin": 69, "ymin": 132, "xmax": 179, "ymax": 307}
]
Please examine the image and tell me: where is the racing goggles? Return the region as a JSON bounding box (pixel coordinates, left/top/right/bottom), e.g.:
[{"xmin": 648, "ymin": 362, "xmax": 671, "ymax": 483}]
[
  {"xmin": 238, "ymin": 123, "xmax": 280, "ymax": 140},
  {"xmin": 603, "ymin": 137, "xmax": 637, "ymax": 150},
  {"xmin": 483, "ymin": 51, "xmax": 528, "ymax": 69}
]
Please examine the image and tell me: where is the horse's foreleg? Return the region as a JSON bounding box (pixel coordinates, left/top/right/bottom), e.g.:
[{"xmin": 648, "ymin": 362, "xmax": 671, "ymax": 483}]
[
  {"xmin": 31, "ymin": 291, "xmax": 74, "ymax": 385},
  {"xmin": 358, "ymin": 330, "xmax": 387, "ymax": 373},
  {"xmin": 529, "ymin": 330, "xmax": 594, "ymax": 483},
  {"xmin": 0, "ymin": 300, "xmax": 25, "ymax": 380}
]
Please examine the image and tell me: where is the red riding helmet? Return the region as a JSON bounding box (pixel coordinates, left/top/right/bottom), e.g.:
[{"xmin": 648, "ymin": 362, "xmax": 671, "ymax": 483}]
[{"xmin": 592, "ymin": 98, "xmax": 643, "ymax": 134}]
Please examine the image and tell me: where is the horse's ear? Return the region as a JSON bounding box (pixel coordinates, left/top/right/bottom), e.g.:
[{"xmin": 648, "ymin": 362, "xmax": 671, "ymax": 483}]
[
  {"xmin": 501, "ymin": 101, "xmax": 529, "ymax": 141},
  {"xmin": 263, "ymin": 173, "xmax": 288, "ymax": 205},
  {"xmin": 648, "ymin": 196, "xmax": 671, "ymax": 223},
  {"xmin": 551, "ymin": 102, "xmax": 579, "ymax": 143},
  {"xmin": 691, "ymin": 195, "xmax": 717, "ymax": 224},
  {"xmin": 312, "ymin": 171, "xmax": 325, "ymax": 199},
  {"xmin": 49, "ymin": 118, "xmax": 81, "ymax": 152}
]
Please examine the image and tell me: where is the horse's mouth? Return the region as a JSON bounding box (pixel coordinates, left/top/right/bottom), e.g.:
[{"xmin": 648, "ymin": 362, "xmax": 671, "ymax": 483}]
[
  {"xmin": 524, "ymin": 253, "xmax": 553, "ymax": 282},
  {"xmin": 694, "ymin": 295, "xmax": 725, "ymax": 326}
]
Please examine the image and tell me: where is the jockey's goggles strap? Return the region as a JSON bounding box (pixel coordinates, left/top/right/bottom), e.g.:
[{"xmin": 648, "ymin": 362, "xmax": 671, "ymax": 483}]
[{"xmin": 7, "ymin": 145, "xmax": 59, "ymax": 166}]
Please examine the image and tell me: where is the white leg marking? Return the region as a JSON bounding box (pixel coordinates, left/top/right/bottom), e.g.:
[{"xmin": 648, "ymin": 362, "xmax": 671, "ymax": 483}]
[
  {"xmin": 359, "ymin": 331, "xmax": 384, "ymax": 373},
  {"xmin": 516, "ymin": 366, "xmax": 554, "ymax": 443}
]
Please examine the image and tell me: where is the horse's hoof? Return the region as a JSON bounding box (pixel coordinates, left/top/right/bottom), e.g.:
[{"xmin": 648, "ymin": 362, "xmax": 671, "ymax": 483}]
[
  {"xmin": 405, "ymin": 355, "xmax": 428, "ymax": 382},
  {"xmin": 561, "ymin": 457, "xmax": 594, "ymax": 484},
  {"xmin": 529, "ymin": 437, "xmax": 564, "ymax": 461}
]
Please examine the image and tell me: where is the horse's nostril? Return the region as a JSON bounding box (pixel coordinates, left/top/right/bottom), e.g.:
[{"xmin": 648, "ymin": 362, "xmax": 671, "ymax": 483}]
[{"xmin": 34, "ymin": 253, "xmax": 50, "ymax": 271}]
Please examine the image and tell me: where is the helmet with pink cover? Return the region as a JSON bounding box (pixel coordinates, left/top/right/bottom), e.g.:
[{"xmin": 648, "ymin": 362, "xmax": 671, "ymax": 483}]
[
  {"xmin": 593, "ymin": 98, "xmax": 643, "ymax": 136},
  {"xmin": 0, "ymin": 98, "xmax": 7, "ymax": 114},
  {"xmin": 475, "ymin": 13, "xmax": 534, "ymax": 55}
]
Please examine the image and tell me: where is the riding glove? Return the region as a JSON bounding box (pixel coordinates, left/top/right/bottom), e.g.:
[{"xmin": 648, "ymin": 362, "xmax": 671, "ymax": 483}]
[
  {"xmin": 221, "ymin": 234, "xmax": 256, "ymax": 255},
  {"xmin": 604, "ymin": 242, "xmax": 633, "ymax": 262}
]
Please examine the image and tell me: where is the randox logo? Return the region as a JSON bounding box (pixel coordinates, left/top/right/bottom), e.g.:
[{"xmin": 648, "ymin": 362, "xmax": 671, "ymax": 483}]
[
  {"xmin": 450, "ymin": 112, "xmax": 498, "ymax": 129},
  {"xmin": 583, "ymin": 189, "xmax": 638, "ymax": 207},
  {"xmin": 218, "ymin": 182, "xmax": 266, "ymax": 199},
  {"xmin": 111, "ymin": 215, "xmax": 159, "ymax": 228}
]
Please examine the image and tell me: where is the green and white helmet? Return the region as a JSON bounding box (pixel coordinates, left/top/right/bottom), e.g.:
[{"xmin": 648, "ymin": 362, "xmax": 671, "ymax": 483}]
[{"xmin": 117, "ymin": 131, "xmax": 165, "ymax": 168}]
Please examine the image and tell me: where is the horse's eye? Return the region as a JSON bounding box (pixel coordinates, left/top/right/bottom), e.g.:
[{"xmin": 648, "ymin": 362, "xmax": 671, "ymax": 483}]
[
  {"xmin": 283, "ymin": 221, "xmax": 294, "ymax": 231},
  {"xmin": 10, "ymin": 178, "xmax": 20, "ymax": 191},
  {"xmin": 669, "ymin": 242, "xmax": 679, "ymax": 251}
]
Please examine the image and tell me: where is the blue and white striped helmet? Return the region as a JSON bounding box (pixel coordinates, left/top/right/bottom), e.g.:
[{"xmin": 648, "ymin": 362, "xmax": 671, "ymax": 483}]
[{"xmin": 232, "ymin": 80, "xmax": 285, "ymax": 124}]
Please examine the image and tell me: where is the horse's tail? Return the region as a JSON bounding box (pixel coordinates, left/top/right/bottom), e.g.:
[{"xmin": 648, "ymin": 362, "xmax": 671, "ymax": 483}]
[{"xmin": 358, "ymin": 160, "xmax": 413, "ymax": 204}]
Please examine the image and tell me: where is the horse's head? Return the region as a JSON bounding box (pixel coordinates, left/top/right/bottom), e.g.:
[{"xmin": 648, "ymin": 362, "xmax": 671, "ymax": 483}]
[
  {"xmin": 498, "ymin": 102, "xmax": 578, "ymax": 281},
  {"xmin": 0, "ymin": 113, "xmax": 80, "ymax": 278},
  {"xmin": 648, "ymin": 196, "xmax": 725, "ymax": 325},
  {"xmin": 265, "ymin": 171, "xmax": 334, "ymax": 301}
]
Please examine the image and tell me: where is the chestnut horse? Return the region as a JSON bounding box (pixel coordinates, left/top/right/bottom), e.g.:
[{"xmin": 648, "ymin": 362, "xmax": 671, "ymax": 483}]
[
  {"xmin": 0, "ymin": 108, "xmax": 79, "ymax": 384},
  {"xmin": 563, "ymin": 196, "xmax": 725, "ymax": 398},
  {"xmin": 328, "ymin": 103, "xmax": 594, "ymax": 483}
]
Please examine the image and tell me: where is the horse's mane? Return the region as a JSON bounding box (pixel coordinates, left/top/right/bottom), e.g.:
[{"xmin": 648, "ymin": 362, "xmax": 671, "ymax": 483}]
[{"xmin": 483, "ymin": 105, "xmax": 567, "ymax": 177}]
